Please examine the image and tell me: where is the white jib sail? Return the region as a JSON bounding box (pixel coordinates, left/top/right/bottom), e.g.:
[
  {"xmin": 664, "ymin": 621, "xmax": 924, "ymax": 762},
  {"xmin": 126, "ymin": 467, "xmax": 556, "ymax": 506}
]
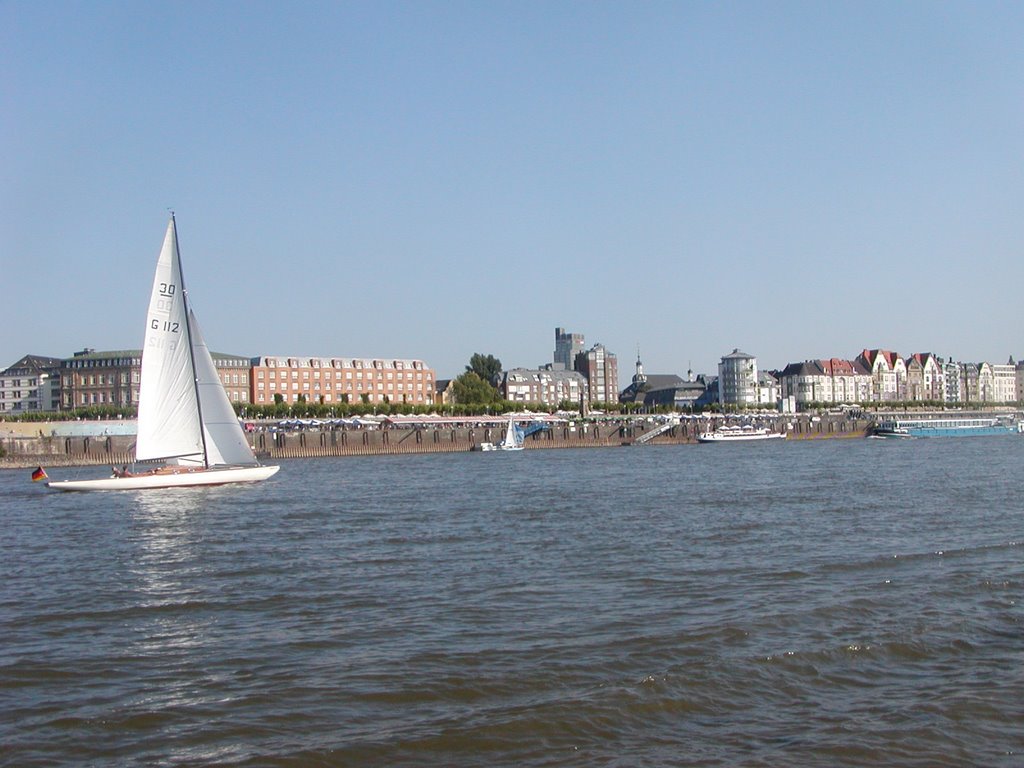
[
  {"xmin": 136, "ymin": 218, "xmax": 205, "ymax": 464},
  {"xmin": 188, "ymin": 309, "xmax": 258, "ymax": 466}
]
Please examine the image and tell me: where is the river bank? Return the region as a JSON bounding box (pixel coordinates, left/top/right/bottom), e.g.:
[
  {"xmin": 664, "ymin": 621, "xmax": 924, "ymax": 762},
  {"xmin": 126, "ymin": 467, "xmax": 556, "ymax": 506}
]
[{"xmin": 0, "ymin": 415, "xmax": 870, "ymax": 470}]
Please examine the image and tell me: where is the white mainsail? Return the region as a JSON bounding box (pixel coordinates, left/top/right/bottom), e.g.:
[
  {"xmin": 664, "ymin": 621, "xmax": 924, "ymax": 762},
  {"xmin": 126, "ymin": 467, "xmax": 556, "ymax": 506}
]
[{"xmin": 136, "ymin": 218, "xmax": 204, "ymax": 464}]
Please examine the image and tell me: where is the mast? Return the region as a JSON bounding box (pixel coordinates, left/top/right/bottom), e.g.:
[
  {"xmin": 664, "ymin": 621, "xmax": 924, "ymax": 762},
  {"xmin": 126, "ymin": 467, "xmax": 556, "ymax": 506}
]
[{"xmin": 171, "ymin": 213, "xmax": 211, "ymax": 469}]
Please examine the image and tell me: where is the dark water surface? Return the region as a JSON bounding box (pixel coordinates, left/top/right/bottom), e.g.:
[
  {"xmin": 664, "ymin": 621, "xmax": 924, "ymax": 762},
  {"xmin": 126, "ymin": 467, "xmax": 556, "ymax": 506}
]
[{"xmin": 3, "ymin": 438, "xmax": 1023, "ymax": 766}]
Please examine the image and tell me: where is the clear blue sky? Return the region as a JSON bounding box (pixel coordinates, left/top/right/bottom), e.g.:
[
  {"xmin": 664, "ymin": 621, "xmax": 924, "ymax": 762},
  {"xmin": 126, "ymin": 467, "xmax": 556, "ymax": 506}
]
[{"xmin": 4, "ymin": 1, "xmax": 1023, "ymax": 385}]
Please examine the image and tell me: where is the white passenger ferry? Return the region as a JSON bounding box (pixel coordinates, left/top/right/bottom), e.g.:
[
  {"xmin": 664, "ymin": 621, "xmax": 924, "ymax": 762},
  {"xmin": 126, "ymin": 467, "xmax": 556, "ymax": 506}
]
[{"xmin": 697, "ymin": 425, "xmax": 786, "ymax": 443}]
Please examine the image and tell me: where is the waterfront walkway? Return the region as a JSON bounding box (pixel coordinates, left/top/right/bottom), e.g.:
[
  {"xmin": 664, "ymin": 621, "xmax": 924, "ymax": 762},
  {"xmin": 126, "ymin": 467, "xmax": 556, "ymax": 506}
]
[{"xmin": 1, "ymin": 415, "xmax": 871, "ymax": 470}]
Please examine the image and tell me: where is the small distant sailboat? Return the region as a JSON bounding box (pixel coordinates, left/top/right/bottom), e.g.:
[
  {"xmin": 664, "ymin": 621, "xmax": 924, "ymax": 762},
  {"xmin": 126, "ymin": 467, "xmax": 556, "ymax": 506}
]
[
  {"xmin": 47, "ymin": 216, "xmax": 280, "ymax": 491},
  {"xmin": 479, "ymin": 415, "xmax": 525, "ymax": 452}
]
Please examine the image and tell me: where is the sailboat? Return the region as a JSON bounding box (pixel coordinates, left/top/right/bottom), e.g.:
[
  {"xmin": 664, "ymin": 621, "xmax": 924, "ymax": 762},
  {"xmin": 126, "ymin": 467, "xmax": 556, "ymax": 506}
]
[
  {"xmin": 47, "ymin": 216, "xmax": 280, "ymax": 491},
  {"xmin": 479, "ymin": 415, "xmax": 525, "ymax": 452}
]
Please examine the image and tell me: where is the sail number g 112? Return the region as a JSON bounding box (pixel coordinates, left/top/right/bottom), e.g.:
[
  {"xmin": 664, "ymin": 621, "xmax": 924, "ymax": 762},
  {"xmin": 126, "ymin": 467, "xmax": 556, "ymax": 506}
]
[{"xmin": 152, "ymin": 282, "xmax": 180, "ymax": 332}]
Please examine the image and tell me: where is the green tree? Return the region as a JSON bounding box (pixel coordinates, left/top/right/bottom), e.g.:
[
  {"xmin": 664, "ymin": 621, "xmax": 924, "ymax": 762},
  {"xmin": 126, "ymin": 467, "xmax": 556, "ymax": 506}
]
[
  {"xmin": 466, "ymin": 353, "xmax": 502, "ymax": 385},
  {"xmin": 451, "ymin": 371, "xmax": 500, "ymax": 404}
]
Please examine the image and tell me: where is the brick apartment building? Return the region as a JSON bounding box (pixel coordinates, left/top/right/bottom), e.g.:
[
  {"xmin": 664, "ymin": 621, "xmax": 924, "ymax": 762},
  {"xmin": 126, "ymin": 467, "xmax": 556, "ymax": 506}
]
[
  {"xmin": 251, "ymin": 356, "xmax": 435, "ymax": 406},
  {"xmin": 60, "ymin": 348, "xmax": 252, "ymax": 409}
]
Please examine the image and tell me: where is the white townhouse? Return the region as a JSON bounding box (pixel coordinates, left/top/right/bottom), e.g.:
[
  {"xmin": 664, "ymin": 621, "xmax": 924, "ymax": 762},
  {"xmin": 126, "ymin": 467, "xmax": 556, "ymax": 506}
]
[
  {"xmin": 777, "ymin": 358, "xmax": 872, "ymax": 407},
  {"xmin": 857, "ymin": 349, "xmax": 906, "ymax": 402},
  {"xmin": 944, "ymin": 360, "xmax": 964, "ymax": 403},
  {"xmin": 756, "ymin": 371, "xmax": 780, "ymax": 406},
  {"xmin": 905, "ymin": 353, "xmax": 945, "ymax": 402},
  {"xmin": 0, "ymin": 354, "xmax": 62, "ymax": 413},
  {"xmin": 990, "ymin": 361, "xmax": 1017, "ymax": 403}
]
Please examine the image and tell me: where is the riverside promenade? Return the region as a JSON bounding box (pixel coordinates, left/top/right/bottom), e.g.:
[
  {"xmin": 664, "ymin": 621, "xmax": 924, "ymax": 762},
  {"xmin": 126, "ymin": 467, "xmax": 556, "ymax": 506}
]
[{"xmin": 1, "ymin": 415, "xmax": 870, "ymax": 470}]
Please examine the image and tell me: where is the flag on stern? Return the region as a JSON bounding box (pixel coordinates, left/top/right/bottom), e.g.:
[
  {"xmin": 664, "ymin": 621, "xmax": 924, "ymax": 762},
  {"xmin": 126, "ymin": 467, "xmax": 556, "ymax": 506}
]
[{"xmin": 31, "ymin": 466, "xmax": 48, "ymax": 482}]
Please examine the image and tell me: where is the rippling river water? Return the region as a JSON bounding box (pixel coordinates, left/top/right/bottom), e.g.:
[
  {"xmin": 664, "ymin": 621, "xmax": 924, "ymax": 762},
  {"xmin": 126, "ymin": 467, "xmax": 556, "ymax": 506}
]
[{"xmin": 3, "ymin": 438, "xmax": 1023, "ymax": 766}]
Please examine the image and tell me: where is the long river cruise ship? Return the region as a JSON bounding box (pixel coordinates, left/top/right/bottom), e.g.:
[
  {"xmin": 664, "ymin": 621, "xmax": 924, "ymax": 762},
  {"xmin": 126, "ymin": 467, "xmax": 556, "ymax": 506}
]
[{"xmin": 871, "ymin": 415, "xmax": 1022, "ymax": 439}]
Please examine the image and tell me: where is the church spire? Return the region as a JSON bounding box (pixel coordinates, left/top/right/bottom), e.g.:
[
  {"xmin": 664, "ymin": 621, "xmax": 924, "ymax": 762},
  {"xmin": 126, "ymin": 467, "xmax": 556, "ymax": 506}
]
[{"xmin": 633, "ymin": 345, "xmax": 647, "ymax": 385}]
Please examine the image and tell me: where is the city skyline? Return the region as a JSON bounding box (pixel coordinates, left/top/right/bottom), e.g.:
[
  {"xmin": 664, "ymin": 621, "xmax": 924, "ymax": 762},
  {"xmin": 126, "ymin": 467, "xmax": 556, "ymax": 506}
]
[
  {"xmin": 3, "ymin": 335, "xmax": 1021, "ymax": 395},
  {"xmin": 4, "ymin": 339, "xmax": 1022, "ymax": 418},
  {"xmin": 5, "ymin": 3, "xmax": 1024, "ymax": 380}
]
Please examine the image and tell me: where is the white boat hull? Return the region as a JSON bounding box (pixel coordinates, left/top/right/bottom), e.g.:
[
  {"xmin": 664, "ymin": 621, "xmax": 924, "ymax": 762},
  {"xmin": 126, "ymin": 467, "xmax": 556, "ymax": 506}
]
[
  {"xmin": 697, "ymin": 431, "xmax": 785, "ymax": 443},
  {"xmin": 479, "ymin": 443, "xmax": 523, "ymax": 452},
  {"xmin": 47, "ymin": 465, "xmax": 280, "ymax": 492}
]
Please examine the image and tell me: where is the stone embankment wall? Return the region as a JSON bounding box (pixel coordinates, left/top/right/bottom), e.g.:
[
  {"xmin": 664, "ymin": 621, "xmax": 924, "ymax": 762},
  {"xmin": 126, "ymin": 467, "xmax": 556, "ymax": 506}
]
[{"xmin": 0, "ymin": 417, "xmax": 870, "ymax": 469}]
